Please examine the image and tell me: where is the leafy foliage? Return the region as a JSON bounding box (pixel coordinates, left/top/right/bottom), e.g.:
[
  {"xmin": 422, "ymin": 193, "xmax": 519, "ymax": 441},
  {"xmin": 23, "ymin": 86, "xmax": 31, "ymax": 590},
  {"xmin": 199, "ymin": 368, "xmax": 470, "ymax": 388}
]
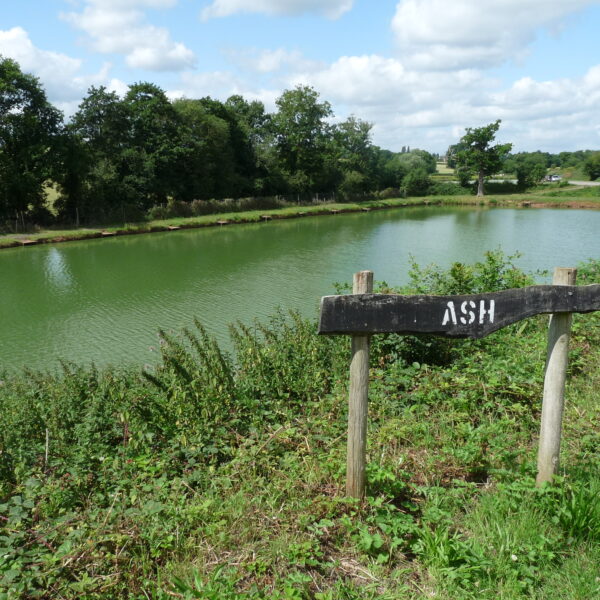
[
  {"xmin": 455, "ymin": 120, "xmax": 513, "ymax": 196},
  {"xmin": 1, "ymin": 254, "xmax": 600, "ymax": 598},
  {"xmin": 0, "ymin": 56, "xmax": 62, "ymax": 225}
]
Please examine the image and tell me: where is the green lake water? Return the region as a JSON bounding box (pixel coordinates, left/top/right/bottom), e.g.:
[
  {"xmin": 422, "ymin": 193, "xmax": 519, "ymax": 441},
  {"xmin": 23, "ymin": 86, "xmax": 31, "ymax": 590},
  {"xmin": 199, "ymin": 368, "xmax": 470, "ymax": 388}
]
[{"xmin": 1, "ymin": 206, "xmax": 599, "ymax": 371}]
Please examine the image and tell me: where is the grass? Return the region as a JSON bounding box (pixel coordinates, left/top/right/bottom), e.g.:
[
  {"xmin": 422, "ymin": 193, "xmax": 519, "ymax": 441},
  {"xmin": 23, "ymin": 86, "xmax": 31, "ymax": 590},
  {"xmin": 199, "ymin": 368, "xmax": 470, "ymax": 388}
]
[
  {"xmin": 1, "ymin": 253, "xmax": 599, "ymax": 598},
  {"xmin": 435, "ymin": 163, "xmax": 455, "ymax": 175},
  {"xmin": 2, "ymin": 185, "xmax": 600, "ymax": 251}
]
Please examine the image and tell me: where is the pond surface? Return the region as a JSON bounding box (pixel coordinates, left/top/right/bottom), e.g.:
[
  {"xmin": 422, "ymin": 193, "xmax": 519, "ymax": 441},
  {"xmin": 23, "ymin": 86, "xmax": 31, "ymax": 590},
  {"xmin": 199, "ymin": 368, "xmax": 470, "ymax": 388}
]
[{"xmin": 1, "ymin": 206, "xmax": 599, "ymax": 371}]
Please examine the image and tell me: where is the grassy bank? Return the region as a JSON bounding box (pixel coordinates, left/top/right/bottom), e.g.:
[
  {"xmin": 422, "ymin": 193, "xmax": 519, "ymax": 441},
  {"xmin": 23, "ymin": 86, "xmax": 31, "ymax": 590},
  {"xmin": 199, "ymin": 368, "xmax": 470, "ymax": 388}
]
[
  {"xmin": 2, "ymin": 184, "xmax": 599, "ymax": 250},
  {"xmin": 1, "ymin": 253, "xmax": 600, "ymax": 598}
]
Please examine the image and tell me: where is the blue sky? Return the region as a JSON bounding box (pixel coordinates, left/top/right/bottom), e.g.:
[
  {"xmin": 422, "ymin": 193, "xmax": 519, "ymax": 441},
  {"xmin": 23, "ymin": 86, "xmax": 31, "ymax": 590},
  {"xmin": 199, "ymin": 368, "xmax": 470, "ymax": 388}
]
[{"xmin": 2, "ymin": 0, "xmax": 599, "ymax": 153}]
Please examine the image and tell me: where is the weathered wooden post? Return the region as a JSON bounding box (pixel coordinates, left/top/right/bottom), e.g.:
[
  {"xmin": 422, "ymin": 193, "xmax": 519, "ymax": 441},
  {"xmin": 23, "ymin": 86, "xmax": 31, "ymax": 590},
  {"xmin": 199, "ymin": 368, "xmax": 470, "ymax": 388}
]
[
  {"xmin": 347, "ymin": 270, "xmax": 373, "ymax": 498},
  {"xmin": 536, "ymin": 267, "xmax": 577, "ymax": 486}
]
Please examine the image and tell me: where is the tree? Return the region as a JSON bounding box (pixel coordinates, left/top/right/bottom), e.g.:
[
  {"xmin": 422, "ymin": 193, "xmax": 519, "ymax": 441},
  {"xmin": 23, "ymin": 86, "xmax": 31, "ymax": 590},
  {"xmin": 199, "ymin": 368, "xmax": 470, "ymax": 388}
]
[
  {"xmin": 172, "ymin": 98, "xmax": 236, "ymax": 199},
  {"xmin": 514, "ymin": 154, "xmax": 547, "ymax": 189},
  {"xmin": 123, "ymin": 82, "xmax": 182, "ymax": 207},
  {"xmin": 272, "ymin": 85, "xmax": 333, "ymax": 191},
  {"xmin": 396, "ymin": 149, "xmax": 436, "ymax": 174},
  {"xmin": 332, "ymin": 116, "xmax": 373, "ymax": 171},
  {"xmin": 0, "ymin": 56, "xmax": 62, "ymax": 224},
  {"xmin": 68, "ymin": 86, "xmax": 130, "ymax": 222},
  {"xmin": 583, "ymin": 152, "xmax": 600, "ymax": 181},
  {"xmin": 456, "ymin": 120, "xmax": 512, "ymax": 196},
  {"xmin": 331, "ymin": 116, "xmax": 374, "ymax": 195},
  {"xmin": 52, "ymin": 128, "xmax": 91, "ymax": 226}
]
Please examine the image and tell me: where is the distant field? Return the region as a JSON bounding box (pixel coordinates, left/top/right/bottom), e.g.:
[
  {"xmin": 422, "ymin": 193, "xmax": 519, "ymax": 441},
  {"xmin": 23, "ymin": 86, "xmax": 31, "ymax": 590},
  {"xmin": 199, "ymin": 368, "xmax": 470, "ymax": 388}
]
[
  {"xmin": 43, "ymin": 182, "xmax": 61, "ymax": 215},
  {"xmin": 435, "ymin": 162, "xmax": 454, "ymax": 175}
]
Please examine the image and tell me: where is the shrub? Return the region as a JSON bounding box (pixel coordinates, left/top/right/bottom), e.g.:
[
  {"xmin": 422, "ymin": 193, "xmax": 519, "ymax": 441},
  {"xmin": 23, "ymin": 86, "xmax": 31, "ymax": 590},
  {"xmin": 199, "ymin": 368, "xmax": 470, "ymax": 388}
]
[
  {"xmin": 483, "ymin": 180, "xmax": 520, "ymax": 195},
  {"xmin": 429, "ymin": 182, "xmax": 467, "ymax": 196},
  {"xmin": 401, "ymin": 169, "xmax": 431, "ymax": 197}
]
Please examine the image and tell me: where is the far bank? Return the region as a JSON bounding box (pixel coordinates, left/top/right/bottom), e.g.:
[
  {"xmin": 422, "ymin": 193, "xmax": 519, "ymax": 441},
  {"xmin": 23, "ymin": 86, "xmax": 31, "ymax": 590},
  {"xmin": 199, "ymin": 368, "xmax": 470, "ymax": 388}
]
[{"xmin": 1, "ymin": 185, "xmax": 599, "ymax": 251}]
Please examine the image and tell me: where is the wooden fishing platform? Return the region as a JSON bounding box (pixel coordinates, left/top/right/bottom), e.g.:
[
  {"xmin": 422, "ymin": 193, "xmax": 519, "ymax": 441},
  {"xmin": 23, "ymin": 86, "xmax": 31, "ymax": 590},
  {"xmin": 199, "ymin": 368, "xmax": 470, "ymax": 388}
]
[
  {"xmin": 19, "ymin": 239, "xmax": 38, "ymax": 246},
  {"xmin": 167, "ymin": 225, "xmax": 181, "ymax": 230},
  {"xmin": 101, "ymin": 231, "xmax": 116, "ymax": 237}
]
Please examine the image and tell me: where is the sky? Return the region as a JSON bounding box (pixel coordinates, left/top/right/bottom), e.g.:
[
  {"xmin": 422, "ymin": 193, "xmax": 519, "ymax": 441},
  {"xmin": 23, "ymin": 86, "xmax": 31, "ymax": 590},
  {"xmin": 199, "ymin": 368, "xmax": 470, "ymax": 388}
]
[{"xmin": 1, "ymin": 0, "xmax": 599, "ymax": 154}]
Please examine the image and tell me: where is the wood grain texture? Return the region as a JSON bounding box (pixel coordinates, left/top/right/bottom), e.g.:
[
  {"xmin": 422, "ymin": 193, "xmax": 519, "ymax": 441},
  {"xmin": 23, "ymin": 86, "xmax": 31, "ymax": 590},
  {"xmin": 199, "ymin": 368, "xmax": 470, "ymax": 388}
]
[
  {"xmin": 319, "ymin": 284, "xmax": 600, "ymax": 339},
  {"xmin": 346, "ymin": 271, "xmax": 373, "ymax": 498},
  {"xmin": 537, "ymin": 268, "xmax": 577, "ymax": 485}
]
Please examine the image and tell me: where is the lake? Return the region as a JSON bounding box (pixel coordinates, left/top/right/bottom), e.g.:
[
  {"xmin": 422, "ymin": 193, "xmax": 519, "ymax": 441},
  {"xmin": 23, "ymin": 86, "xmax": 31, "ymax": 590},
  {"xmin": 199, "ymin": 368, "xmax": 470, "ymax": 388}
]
[{"xmin": 1, "ymin": 206, "xmax": 599, "ymax": 371}]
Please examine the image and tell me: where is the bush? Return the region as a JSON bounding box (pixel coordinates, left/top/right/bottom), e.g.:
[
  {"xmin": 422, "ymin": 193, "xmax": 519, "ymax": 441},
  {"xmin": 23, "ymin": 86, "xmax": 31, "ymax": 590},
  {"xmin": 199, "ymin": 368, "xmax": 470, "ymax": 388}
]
[
  {"xmin": 401, "ymin": 169, "xmax": 431, "ymax": 197},
  {"xmin": 429, "ymin": 182, "xmax": 467, "ymax": 196},
  {"xmin": 482, "ymin": 180, "xmax": 520, "ymax": 195}
]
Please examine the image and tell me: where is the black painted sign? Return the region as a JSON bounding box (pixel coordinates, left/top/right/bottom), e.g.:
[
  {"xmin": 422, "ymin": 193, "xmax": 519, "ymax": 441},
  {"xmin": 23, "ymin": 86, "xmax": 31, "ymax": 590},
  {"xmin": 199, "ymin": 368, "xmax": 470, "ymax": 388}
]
[{"xmin": 318, "ymin": 284, "xmax": 600, "ymax": 339}]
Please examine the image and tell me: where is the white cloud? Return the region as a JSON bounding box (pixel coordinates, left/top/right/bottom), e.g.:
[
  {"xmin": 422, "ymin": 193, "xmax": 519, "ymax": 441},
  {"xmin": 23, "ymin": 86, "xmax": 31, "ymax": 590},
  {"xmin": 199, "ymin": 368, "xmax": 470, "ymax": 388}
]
[
  {"xmin": 178, "ymin": 70, "xmax": 278, "ymax": 108},
  {"xmin": 288, "ymin": 54, "xmax": 485, "ymax": 111},
  {"xmin": 0, "ymin": 27, "xmax": 119, "ymax": 114},
  {"xmin": 201, "ymin": 0, "xmax": 353, "ymax": 21},
  {"xmin": 227, "ymin": 47, "xmax": 323, "ymax": 73},
  {"xmin": 392, "ymin": 0, "xmax": 598, "ymax": 69},
  {"xmin": 252, "ymin": 48, "xmax": 599, "ymax": 152},
  {"xmin": 64, "ymin": 0, "xmax": 196, "ymax": 71}
]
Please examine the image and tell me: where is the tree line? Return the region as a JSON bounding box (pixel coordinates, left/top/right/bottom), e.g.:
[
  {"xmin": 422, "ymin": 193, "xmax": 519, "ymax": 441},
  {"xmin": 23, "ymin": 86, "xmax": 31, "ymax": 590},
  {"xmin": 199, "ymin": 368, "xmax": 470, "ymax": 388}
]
[
  {"xmin": 2, "ymin": 55, "xmax": 599, "ymax": 230},
  {"xmin": 0, "ymin": 56, "xmax": 438, "ymax": 229}
]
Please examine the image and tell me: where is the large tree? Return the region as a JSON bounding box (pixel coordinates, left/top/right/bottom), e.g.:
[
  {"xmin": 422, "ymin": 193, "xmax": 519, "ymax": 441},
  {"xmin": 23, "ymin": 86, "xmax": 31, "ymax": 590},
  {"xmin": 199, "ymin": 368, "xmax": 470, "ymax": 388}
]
[
  {"xmin": 64, "ymin": 86, "xmax": 130, "ymax": 222},
  {"xmin": 123, "ymin": 82, "xmax": 182, "ymax": 207},
  {"xmin": 456, "ymin": 120, "xmax": 512, "ymax": 196},
  {"xmin": 272, "ymin": 85, "xmax": 333, "ymax": 191},
  {"xmin": 0, "ymin": 56, "xmax": 62, "ymax": 224},
  {"xmin": 172, "ymin": 98, "xmax": 236, "ymax": 199}
]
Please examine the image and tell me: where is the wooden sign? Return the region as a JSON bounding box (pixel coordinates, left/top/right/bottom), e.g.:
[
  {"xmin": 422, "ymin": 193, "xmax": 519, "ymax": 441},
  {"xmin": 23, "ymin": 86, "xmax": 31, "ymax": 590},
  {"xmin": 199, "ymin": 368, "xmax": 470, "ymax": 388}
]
[
  {"xmin": 319, "ymin": 269, "xmax": 600, "ymax": 498},
  {"xmin": 319, "ymin": 284, "xmax": 600, "ymax": 339}
]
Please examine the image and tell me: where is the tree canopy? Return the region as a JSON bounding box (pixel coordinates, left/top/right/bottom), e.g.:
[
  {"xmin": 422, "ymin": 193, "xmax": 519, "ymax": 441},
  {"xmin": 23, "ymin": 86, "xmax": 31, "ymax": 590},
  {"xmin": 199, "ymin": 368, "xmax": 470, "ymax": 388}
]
[
  {"xmin": 0, "ymin": 56, "xmax": 62, "ymax": 224},
  {"xmin": 455, "ymin": 120, "xmax": 512, "ymax": 196},
  {"xmin": 3, "ymin": 57, "xmax": 598, "ymax": 231}
]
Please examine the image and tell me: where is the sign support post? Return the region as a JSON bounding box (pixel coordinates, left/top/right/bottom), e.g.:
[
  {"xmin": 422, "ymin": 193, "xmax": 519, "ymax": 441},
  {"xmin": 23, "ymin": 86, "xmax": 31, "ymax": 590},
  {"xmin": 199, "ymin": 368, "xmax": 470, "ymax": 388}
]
[
  {"xmin": 346, "ymin": 270, "xmax": 373, "ymax": 498},
  {"xmin": 536, "ymin": 267, "xmax": 577, "ymax": 486}
]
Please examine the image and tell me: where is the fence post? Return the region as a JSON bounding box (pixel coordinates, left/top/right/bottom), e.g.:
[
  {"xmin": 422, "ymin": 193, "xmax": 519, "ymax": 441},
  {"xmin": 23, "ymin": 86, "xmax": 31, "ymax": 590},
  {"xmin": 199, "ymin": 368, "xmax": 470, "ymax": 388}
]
[
  {"xmin": 536, "ymin": 267, "xmax": 577, "ymax": 486},
  {"xmin": 346, "ymin": 270, "xmax": 373, "ymax": 498}
]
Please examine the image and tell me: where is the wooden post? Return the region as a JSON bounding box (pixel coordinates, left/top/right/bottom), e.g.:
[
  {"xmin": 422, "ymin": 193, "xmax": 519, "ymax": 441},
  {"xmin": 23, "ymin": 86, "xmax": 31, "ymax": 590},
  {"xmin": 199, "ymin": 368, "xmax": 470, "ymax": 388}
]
[
  {"xmin": 536, "ymin": 267, "xmax": 577, "ymax": 486},
  {"xmin": 346, "ymin": 270, "xmax": 373, "ymax": 498}
]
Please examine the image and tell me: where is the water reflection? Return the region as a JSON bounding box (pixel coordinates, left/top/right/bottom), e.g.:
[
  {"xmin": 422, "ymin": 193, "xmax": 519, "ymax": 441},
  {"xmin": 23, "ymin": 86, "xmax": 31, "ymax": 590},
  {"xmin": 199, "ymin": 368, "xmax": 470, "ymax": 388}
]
[
  {"xmin": 44, "ymin": 248, "xmax": 74, "ymax": 294},
  {"xmin": 1, "ymin": 206, "xmax": 599, "ymax": 371}
]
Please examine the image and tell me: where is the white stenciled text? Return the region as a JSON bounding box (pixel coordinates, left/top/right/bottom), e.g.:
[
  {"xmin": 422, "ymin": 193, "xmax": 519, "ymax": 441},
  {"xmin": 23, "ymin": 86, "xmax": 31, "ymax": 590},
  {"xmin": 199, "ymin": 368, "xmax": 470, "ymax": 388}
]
[{"xmin": 442, "ymin": 299, "xmax": 495, "ymax": 327}]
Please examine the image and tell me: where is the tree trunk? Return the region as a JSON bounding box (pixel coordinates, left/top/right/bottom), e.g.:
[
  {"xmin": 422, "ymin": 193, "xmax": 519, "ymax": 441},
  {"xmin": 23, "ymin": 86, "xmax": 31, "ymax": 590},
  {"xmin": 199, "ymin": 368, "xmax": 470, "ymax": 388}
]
[{"xmin": 477, "ymin": 170, "xmax": 484, "ymax": 197}]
